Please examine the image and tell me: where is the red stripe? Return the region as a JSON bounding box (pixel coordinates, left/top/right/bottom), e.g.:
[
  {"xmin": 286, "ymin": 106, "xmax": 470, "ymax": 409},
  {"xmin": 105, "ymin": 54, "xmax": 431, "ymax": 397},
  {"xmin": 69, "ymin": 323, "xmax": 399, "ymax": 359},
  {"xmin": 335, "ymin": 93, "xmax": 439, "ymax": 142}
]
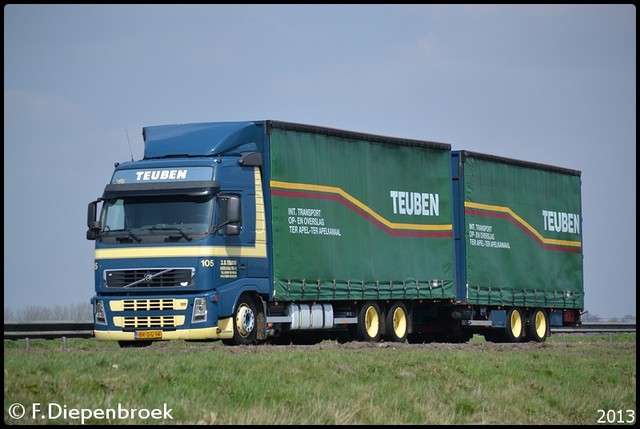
[
  {"xmin": 272, "ymin": 188, "xmax": 452, "ymax": 238},
  {"xmin": 465, "ymin": 208, "xmax": 581, "ymax": 253}
]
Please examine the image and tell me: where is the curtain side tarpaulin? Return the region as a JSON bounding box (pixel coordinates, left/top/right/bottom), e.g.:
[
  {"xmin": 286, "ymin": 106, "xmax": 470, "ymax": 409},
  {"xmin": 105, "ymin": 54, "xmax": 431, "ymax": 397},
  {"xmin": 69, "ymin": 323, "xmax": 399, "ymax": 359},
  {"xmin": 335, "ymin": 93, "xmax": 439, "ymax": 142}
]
[
  {"xmin": 269, "ymin": 128, "xmax": 455, "ymax": 302},
  {"xmin": 462, "ymin": 156, "xmax": 584, "ymax": 309}
]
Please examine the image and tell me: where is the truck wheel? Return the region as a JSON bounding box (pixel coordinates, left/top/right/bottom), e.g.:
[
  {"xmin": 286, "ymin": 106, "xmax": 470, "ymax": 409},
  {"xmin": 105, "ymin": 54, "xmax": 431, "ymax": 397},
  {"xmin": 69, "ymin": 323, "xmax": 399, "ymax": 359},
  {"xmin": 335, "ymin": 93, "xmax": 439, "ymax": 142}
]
[
  {"xmin": 229, "ymin": 294, "xmax": 259, "ymax": 346},
  {"xmin": 527, "ymin": 309, "xmax": 549, "ymax": 342},
  {"xmin": 505, "ymin": 308, "xmax": 525, "ymax": 342},
  {"xmin": 358, "ymin": 301, "xmax": 382, "ymax": 342},
  {"xmin": 385, "ymin": 301, "xmax": 408, "ymax": 343}
]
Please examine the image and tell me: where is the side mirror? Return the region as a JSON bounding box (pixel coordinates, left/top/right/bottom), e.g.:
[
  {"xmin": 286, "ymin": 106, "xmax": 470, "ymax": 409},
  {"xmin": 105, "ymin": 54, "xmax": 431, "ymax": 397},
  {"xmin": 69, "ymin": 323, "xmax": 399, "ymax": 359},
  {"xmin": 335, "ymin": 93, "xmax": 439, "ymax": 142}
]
[
  {"xmin": 224, "ymin": 224, "xmax": 241, "ymax": 236},
  {"xmin": 86, "ymin": 200, "xmax": 102, "ymax": 241},
  {"xmin": 215, "ymin": 195, "xmax": 242, "ymax": 236},
  {"xmin": 226, "ymin": 196, "xmax": 242, "ymax": 224}
]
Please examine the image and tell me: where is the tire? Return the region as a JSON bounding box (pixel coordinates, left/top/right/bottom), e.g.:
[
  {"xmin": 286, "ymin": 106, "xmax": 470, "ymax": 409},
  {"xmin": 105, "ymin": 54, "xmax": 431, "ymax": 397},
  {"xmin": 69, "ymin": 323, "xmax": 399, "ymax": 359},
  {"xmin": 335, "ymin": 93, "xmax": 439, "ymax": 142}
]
[
  {"xmin": 527, "ymin": 309, "xmax": 549, "ymax": 342},
  {"xmin": 385, "ymin": 301, "xmax": 408, "ymax": 343},
  {"xmin": 505, "ymin": 308, "xmax": 525, "ymax": 343},
  {"xmin": 357, "ymin": 301, "xmax": 382, "ymax": 342},
  {"xmin": 225, "ymin": 294, "xmax": 259, "ymax": 346}
]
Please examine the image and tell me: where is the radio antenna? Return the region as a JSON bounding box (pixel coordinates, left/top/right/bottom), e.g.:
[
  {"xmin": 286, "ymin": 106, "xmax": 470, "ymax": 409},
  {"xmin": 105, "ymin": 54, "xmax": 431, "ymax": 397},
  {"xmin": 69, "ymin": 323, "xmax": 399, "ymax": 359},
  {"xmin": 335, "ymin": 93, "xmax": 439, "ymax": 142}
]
[{"xmin": 125, "ymin": 129, "xmax": 134, "ymax": 161}]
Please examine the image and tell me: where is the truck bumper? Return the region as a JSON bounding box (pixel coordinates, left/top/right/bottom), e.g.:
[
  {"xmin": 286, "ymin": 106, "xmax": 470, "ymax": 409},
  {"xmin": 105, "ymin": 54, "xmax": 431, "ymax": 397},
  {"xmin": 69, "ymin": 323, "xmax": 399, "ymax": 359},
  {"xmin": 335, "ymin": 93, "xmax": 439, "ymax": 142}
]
[{"xmin": 94, "ymin": 316, "xmax": 234, "ymax": 341}]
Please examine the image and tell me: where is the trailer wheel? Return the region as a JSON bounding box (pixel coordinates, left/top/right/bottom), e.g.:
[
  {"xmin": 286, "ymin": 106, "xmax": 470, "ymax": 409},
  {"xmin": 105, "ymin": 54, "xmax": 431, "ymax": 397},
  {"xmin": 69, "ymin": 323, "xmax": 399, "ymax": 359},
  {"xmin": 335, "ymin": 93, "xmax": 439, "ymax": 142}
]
[
  {"xmin": 505, "ymin": 308, "xmax": 525, "ymax": 342},
  {"xmin": 527, "ymin": 309, "xmax": 549, "ymax": 342},
  {"xmin": 385, "ymin": 301, "xmax": 408, "ymax": 343},
  {"xmin": 225, "ymin": 294, "xmax": 259, "ymax": 346},
  {"xmin": 358, "ymin": 301, "xmax": 382, "ymax": 342}
]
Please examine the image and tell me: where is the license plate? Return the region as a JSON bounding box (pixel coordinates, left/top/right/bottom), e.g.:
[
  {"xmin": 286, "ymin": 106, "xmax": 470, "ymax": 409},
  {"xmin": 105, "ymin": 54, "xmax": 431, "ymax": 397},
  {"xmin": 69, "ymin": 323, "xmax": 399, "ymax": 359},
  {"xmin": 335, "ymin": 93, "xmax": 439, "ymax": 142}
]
[{"xmin": 135, "ymin": 330, "xmax": 162, "ymax": 340}]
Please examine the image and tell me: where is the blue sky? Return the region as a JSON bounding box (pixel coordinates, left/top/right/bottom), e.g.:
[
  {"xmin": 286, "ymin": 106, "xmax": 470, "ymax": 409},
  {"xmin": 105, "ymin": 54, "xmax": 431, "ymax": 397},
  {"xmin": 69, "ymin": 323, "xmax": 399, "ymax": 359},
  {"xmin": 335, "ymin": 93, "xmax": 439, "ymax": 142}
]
[{"xmin": 4, "ymin": 4, "xmax": 636, "ymax": 319}]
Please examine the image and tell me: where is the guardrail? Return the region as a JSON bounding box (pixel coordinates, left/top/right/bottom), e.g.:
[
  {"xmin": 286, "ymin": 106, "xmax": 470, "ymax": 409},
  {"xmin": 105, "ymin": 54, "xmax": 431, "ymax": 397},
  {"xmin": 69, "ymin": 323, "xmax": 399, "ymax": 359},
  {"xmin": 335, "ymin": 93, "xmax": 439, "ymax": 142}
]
[
  {"xmin": 551, "ymin": 322, "xmax": 636, "ymax": 334},
  {"xmin": 3, "ymin": 321, "xmax": 635, "ymax": 341},
  {"xmin": 3, "ymin": 321, "xmax": 94, "ymax": 340}
]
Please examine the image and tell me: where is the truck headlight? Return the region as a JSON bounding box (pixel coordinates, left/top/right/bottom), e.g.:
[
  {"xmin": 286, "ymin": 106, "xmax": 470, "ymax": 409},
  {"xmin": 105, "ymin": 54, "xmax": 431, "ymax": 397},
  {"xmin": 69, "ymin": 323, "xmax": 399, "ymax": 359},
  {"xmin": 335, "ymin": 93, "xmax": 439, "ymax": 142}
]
[
  {"xmin": 192, "ymin": 297, "xmax": 208, "ymax": 323},
  {"xmin": 95, "ymin": 300, "xmax": 107, "ymax": 325}
]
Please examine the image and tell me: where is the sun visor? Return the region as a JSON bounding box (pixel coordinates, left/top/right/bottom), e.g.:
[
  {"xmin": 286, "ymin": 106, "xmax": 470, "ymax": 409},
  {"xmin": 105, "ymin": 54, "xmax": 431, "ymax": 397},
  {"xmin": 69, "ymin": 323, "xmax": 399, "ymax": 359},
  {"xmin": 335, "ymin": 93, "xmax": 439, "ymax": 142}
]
[{"xmin": 102, "ymin": 180, "xmax": 219, "ymax": 198}]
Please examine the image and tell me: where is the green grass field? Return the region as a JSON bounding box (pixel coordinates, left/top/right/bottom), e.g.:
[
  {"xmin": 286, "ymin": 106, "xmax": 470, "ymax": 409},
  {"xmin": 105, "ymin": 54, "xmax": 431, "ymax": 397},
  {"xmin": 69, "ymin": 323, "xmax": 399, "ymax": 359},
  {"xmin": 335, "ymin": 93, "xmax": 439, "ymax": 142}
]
[{"xmin": 4, "ymin": 334, "xmax": 636, "ymax": 425}]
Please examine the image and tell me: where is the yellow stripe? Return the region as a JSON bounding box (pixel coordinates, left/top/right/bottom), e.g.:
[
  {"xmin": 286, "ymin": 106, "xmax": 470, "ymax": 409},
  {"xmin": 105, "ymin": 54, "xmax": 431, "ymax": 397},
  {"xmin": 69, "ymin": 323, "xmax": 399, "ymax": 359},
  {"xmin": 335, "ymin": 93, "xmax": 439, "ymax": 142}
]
[
  {"xmin": 254, "ymin": 166, "xmax": 267, "ymax": 249},
  {"xmin": 270, "ymin": 180, "xmax": 452, "ymax": 232},
  {"xmin": 465, "ymin": 201, "xmax": 581, "ymax": 248},
  {"xmin": 96, "ymin": 168, "xmax": 268, "ymax": 260}
]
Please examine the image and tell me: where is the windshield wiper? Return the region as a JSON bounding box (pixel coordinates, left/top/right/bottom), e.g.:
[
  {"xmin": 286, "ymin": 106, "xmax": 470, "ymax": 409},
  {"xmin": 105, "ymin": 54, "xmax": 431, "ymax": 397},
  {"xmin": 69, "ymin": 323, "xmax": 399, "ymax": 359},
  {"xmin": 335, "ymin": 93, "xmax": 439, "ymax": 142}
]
[
  {"xmin": 112, "ymin": 229, "xmax": 143, "ymax": 243},
  {"xmin": 147, "ymin": 226, "xmax": 193, "ymax": 242}
]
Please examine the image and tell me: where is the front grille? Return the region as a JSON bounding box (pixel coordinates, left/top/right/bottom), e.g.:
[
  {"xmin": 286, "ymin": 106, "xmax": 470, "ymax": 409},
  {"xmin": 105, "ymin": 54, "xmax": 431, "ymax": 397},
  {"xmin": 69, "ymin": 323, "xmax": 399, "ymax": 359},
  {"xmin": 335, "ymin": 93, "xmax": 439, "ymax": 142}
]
[
  {"xmin": 105, "ymin": 268, "xmax": 194, "ymax": 288},
  {"xmin": 109, "ymin": 299, "xmax": 189, "ymax": 312},
  {"xmin": 115, "ymin": 316, "xmax": 185, "ymax": 328},
  {"xmin": 123, "ymin": 299, "xmax": 179, "ymax": 311}
]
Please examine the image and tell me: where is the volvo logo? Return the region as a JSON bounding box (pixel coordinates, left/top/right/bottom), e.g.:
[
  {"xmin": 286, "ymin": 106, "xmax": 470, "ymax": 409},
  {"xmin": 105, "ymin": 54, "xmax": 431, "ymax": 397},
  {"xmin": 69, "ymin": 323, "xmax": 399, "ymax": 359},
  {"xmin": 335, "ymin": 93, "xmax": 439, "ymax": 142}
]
[{"xmin": 143, "ymin": 273, "xmax": 154, "ymax": 283}]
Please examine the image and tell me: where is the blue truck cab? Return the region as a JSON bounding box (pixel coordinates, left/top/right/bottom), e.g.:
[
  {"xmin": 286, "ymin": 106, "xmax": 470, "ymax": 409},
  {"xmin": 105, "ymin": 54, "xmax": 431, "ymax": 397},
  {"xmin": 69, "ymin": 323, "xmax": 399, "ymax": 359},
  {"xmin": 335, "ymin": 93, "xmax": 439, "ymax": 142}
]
[{"xmin": 87, "ymin": 121, "xmax": 271, "ymax": 346}]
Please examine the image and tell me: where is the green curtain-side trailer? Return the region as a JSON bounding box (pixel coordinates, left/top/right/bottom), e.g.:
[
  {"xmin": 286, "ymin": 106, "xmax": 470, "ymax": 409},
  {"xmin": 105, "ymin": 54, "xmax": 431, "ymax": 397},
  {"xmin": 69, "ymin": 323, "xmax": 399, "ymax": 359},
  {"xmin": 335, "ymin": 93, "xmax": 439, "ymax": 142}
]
[
  {"xmin": 450, "ymin": 150, "xmax": 584, "ymax": 341},
  {"xmin": 267, "ymin": 122, "xmax": 455, "ymax": 303}
]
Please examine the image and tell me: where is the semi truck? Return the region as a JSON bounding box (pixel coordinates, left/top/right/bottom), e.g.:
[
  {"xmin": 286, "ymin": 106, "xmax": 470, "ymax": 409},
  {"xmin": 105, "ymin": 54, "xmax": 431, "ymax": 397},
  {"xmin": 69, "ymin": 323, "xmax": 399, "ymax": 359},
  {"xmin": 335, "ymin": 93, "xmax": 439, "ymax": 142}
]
[{"xmin": 86, "ymin": 120, "xmax": 584, "ymax": 347}]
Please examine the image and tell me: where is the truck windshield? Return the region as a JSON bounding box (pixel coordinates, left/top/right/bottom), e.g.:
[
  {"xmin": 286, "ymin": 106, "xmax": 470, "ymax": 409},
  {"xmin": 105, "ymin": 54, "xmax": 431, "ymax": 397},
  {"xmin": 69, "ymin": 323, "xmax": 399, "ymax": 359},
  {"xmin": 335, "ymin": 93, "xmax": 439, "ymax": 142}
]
[{"xmin": 99, "ymin": 195, "xmax": 214, "ymax": 237}]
